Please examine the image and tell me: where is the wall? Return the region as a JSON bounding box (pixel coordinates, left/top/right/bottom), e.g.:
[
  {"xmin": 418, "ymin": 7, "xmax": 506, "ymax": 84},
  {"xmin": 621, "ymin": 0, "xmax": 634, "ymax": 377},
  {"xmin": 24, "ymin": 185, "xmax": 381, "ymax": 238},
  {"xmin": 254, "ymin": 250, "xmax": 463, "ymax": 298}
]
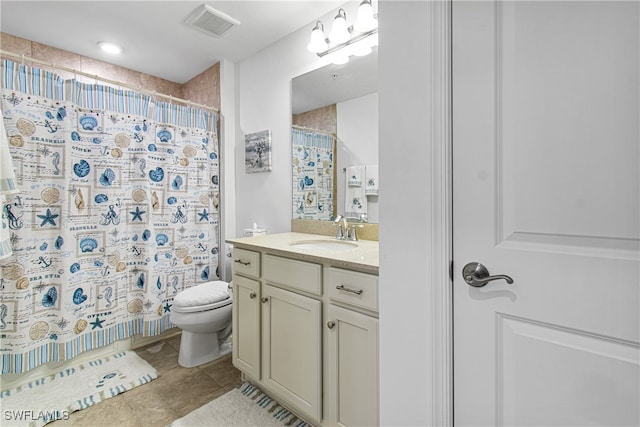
[{"xmin": 337, "ymin": 92, "xmax": 378, "ymax": 222}]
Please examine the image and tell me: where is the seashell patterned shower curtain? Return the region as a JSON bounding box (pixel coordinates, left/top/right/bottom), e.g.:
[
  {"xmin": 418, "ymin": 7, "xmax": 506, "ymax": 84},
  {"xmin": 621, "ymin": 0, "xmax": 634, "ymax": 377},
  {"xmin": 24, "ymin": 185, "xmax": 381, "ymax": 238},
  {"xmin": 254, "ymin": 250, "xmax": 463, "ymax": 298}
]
[{"xmin": 0, "ymin": 60, "xmax": 220, "ymax": 374}]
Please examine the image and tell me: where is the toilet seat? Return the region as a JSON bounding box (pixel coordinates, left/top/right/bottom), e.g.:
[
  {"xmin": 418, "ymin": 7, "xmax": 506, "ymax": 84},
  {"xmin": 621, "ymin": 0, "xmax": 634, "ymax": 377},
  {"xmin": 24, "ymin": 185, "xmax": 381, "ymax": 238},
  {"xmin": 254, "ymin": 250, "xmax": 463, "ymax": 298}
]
[{"xmin": 173, "ymin": 281, "xmax": 231, "ymax": 313}]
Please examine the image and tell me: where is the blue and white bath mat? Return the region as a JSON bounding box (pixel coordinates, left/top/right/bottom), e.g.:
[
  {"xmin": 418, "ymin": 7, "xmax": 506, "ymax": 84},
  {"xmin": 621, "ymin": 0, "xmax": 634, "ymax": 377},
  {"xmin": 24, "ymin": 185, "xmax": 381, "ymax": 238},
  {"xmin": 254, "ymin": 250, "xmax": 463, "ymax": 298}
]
[{"xmin": 0, "ymin": 351, "xmax": 157, "ymax": 427}]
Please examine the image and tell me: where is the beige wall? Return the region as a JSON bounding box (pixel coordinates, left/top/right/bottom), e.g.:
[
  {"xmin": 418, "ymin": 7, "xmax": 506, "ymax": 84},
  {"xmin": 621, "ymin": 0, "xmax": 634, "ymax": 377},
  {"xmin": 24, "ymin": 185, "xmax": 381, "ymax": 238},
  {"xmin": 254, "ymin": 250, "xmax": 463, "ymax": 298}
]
[
  {"xmin": 292, "ymin": 104, "xmax": 337, "ymax": 135},
  {"xmin": 0, "ymin": 32, "xmax": 220, "ymax": 110}
]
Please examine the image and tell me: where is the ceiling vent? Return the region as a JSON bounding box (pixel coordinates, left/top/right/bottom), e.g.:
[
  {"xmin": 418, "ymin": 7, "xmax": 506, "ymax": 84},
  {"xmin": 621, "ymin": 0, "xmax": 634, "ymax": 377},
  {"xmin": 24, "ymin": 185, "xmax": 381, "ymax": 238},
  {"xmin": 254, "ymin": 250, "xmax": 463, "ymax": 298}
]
[{"xmin": 184, "ymin": 4, "xmax": 241, "ymax": 38}]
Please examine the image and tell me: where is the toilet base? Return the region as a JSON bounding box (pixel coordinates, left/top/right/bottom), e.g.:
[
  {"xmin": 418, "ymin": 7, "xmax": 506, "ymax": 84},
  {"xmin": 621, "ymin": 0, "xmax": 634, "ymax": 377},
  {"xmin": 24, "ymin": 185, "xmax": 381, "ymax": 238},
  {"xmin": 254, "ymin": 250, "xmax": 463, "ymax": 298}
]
[{"xmin": 178, "ymin": 331, "xmax": 231, "ymax": 368}]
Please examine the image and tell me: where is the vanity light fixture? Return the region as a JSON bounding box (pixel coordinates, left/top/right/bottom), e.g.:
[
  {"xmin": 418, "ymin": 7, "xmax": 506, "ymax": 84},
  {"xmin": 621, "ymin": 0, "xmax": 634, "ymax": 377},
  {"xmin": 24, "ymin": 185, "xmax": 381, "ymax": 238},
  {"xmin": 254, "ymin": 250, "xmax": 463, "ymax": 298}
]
[
  {"xmin": 307, "ymin": 0, "xmax": 378, "ymax": 65},
  {"xmin": 97, "ymin": 41, "xmax": 122, "ymax": 55}
]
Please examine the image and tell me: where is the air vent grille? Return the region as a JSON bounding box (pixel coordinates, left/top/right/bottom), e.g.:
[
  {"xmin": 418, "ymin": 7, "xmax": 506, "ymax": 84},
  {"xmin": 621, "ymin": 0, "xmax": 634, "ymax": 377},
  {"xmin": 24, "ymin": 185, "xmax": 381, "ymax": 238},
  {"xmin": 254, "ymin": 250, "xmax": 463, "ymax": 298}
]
[{"xmin": 184, "ymin": 4, "xmax": 240, "ymax": 38}]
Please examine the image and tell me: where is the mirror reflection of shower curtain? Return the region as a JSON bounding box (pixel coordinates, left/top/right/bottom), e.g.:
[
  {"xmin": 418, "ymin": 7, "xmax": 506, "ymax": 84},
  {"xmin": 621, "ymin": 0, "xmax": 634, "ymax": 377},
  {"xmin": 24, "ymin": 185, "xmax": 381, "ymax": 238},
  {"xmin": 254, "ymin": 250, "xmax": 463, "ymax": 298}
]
[
  {"xmin": 0, "ymin": 60, "xmax": 220, "ymax": 374},
  {"xmin": 292, "ymin": 126, "xmax": 336, "ymax": 221}
]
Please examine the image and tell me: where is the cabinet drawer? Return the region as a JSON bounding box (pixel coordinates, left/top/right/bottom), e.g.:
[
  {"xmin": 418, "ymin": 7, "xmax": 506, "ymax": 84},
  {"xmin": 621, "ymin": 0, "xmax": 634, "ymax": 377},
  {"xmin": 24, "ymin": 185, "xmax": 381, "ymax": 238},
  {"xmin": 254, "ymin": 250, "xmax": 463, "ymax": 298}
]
[
  {"xmin": 327, "ymin": 267, "xmax": 378, "ymax": 312},
  {"xmin": 263, "ymin": 254, "xmax": 322, "ymax": 295},
  {"xmin": 232, "ymin": 248, "xmax": 260, "ymax": 278}
]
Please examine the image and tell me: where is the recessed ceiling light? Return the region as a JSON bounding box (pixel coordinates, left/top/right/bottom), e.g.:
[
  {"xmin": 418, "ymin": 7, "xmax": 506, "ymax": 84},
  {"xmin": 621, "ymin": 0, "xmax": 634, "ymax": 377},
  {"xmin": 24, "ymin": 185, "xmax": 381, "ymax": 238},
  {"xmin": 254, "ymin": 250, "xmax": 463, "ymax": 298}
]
[{"xmin": 98, "ymin": 41, "xmax": 122, "ymax": 55}]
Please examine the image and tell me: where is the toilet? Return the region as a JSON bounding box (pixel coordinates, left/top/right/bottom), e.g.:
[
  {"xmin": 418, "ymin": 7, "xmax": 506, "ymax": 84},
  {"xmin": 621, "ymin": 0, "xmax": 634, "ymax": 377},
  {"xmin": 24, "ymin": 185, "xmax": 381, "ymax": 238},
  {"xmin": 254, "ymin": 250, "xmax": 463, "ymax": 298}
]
[{"xmin": 170, "ymin": 280, "xmax": 233, "ymax": 368}]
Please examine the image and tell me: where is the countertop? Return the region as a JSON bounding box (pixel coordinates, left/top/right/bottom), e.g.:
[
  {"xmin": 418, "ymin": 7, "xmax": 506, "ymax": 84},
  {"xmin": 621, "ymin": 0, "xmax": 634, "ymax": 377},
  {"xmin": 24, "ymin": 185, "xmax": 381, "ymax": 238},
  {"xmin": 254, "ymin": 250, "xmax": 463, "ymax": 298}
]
[{"xmin": 226, "ymin": 232, "xmax": 379, "ymax": 274}]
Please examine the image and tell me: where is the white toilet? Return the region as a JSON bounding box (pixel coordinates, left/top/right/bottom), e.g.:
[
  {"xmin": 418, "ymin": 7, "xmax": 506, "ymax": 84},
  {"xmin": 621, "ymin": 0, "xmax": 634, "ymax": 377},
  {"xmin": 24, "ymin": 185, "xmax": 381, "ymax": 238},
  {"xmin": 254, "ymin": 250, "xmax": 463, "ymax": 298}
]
[{"xmin": 170, "ymin": 280, "xmax": 233, "ymax": 368}]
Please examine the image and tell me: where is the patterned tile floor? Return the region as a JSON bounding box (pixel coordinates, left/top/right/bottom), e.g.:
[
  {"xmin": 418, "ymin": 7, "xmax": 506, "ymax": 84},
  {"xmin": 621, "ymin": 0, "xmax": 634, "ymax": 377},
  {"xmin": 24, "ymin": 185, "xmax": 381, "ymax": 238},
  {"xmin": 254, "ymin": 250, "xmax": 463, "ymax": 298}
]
[{"xmin": 49, "ymin": 335, "xmax": 242, "ymax": 427}]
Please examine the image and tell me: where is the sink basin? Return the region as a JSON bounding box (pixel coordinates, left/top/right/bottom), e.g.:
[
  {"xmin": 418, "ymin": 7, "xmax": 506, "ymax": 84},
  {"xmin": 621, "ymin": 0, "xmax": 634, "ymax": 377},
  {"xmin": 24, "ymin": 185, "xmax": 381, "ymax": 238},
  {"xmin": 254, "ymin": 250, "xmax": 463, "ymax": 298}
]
[{"xmin": 289, "ymin": 239, "xmax": 358, "ymax": 251}]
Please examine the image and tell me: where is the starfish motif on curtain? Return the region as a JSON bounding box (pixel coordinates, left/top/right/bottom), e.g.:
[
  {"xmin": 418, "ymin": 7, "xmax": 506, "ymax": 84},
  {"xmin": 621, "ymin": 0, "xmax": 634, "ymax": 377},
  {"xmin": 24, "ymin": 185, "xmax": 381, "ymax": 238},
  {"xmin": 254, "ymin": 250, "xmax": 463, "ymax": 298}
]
[
  {"xmin": 129, "ymin": 206, "xmax": 146, "ymax": 222},
  {"xmin": 90, "ymin": 316, "xmax": 105, "ymax": 329},
  {"xmin": 197, "ymin": 209, "xmax": 209, "ymax": 221},
  {"xmin": 37, "ymin": 208, "xmax": 59, "ymax": 227}
]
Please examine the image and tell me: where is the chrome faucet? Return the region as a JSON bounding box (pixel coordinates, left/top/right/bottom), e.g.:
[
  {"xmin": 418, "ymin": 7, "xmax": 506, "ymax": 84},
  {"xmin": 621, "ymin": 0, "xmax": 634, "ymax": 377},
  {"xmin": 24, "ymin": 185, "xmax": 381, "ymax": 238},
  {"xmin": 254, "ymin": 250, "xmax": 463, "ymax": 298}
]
[{"xmin": 334, "ymin": 215, "xmax": 345, "ymax": 240}]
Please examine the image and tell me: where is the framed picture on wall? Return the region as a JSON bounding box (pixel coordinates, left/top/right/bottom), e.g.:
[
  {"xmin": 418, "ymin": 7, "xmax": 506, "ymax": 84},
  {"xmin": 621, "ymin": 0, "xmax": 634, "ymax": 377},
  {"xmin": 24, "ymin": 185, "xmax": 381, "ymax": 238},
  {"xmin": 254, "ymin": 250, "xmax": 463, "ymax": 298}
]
[{"xmin": 245, "ymin": 130, "xmax": 272, "ymax": 173}]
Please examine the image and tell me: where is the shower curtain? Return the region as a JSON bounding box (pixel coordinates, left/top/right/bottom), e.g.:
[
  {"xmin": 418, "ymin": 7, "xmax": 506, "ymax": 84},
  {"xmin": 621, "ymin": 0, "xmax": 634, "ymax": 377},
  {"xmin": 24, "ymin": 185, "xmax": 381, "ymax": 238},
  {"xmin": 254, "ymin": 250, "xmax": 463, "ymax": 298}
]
[
  {"xmin": 291, "ymin": 126, "xmax": 335, "ymax": 221},
  {"xmin": 0, "ymin": 60, "xmax": 220, "ymax": 374}
]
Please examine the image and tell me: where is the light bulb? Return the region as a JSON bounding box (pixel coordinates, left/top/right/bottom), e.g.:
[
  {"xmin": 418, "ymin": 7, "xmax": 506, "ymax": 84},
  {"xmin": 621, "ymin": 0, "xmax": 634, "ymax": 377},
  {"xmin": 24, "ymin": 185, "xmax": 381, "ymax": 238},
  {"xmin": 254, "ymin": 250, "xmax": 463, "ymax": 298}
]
[
  {"xmin": 329, "ymin": 9, "xmax": 350, "ymax": 44},
  {"xmin": 307, "ymin": 21, "xmax": 328, "ymax": 53},
  {"xmin": 354, "ymin": 0, "xmax": 377, "ymax": 33},
  {"xmin": 98, "ymin": 41, "xmax": 122, "ymax": 55}
]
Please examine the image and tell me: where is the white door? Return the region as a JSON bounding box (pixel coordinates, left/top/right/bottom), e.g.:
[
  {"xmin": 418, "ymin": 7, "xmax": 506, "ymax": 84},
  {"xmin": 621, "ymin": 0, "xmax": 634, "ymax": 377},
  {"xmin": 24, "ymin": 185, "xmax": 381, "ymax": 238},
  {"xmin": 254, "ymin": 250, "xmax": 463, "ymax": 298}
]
[{"xmin": 453, "ymin": 1, "xmax": 639, "ymax": 426}]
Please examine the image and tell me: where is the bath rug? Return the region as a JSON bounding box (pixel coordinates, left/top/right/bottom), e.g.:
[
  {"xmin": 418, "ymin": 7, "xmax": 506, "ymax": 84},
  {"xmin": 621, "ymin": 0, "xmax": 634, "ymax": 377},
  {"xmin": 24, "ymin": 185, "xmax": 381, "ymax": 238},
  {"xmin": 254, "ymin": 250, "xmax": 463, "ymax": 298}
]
[
  {"xmin": 0, "ymin": 350, "xmax": 158, "ymax": 427},
  {"xmin": 170, "ymin": 382, "xmax": 311, "ymax": 427}
]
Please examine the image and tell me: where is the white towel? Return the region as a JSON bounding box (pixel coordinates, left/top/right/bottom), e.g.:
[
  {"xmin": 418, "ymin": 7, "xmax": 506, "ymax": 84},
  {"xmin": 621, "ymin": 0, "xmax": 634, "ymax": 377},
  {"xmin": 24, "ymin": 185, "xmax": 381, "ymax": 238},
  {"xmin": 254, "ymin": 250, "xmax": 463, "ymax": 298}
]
[
  {"xmin": 365, "ymin": 165, "xmax": 378, "ymax": 196},
  {"xmin": 345, "ymin": 166, "xmax": 367, "ymax": 219},
  {"xmin": 1, "ymin": 113, "xmax": 19, "ymax": 261}
]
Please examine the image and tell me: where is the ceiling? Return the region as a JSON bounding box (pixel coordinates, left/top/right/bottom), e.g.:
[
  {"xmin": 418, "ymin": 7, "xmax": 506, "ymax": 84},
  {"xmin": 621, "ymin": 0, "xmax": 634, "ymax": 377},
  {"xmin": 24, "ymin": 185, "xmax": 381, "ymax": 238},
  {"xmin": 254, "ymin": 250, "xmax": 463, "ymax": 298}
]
[{"xmin": 0, "ymin": 1, "xmax": 345, "ymax": 84}]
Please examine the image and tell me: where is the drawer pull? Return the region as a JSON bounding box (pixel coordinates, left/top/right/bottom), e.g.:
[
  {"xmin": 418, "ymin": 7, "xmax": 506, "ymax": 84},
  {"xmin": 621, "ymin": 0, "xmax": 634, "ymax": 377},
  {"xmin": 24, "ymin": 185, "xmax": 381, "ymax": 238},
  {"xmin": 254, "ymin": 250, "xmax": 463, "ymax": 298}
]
[
  {"xmin": 261, "ymin": 297, "xmax": 269, "ymax": 303},
  {"xmin": 234, "ymin": 259, "xmax": 251, "ymax": 266},
  {"xmin": 336, "ymin": 284, "xmax": 363, "ymax": 295},
  {"xmin": 249, "ymin": 292, "xmax": 257, "ymax": 299},
  {"xmin": 327, "ymin": 321, "xmax": 336, "ymax": 329}
]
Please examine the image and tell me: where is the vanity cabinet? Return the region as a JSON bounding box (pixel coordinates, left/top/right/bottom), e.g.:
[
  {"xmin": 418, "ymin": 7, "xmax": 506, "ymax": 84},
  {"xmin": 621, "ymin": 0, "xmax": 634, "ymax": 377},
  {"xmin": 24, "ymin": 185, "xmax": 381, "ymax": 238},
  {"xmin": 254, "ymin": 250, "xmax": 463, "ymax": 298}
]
[{"xmin": 229, "ymin": 236, "xmax": 379, "ymax": 427}]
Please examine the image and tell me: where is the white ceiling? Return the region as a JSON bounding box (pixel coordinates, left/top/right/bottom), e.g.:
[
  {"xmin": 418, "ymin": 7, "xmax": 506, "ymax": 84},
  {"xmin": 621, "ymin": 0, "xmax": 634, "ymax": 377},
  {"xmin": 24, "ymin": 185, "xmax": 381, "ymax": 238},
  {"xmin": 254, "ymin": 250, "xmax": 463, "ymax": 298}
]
[{"xmin": 0, "ymin": 1, "xmax": 345, "ymax": 84}]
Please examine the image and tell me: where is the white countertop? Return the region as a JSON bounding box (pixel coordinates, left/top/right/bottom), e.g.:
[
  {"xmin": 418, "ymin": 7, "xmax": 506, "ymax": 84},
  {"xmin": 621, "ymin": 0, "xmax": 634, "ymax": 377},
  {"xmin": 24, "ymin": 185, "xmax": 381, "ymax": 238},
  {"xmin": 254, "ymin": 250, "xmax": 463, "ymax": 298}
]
[{"xmin": 226, "ymin": 232, "xmax": 379, "ymax": 274}]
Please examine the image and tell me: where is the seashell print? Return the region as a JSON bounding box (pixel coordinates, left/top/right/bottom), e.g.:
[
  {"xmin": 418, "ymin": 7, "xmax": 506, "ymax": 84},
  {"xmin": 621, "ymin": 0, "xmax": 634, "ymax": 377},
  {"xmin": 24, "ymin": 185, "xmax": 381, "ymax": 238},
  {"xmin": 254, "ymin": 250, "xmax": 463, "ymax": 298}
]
[
  {"xmin": 79, "ymin": 115, "xmax": 98, "ymax": 130},
  {"xmin": 211, "ymin": 175, "xmax": 219, "ymax": 186},
  {"xmin": 132, "ymin": 234, "xmax": 138, "ymax": 242},
  {"xmin": 2, "ymin": 262, "xmax": 25, "ymax": 280},
  {"xmin": 42, "ymin": 287, "xmax": 58, "ymax": 308},
  {"xmin": 70, "ymin": 262, "xmax": 81, "ymax": 273},
  {"xmin": 171, "ymin": 175, "xmax": 183, "ymax": 190},
  {"xmin": 132, "ymin": 189, "xmax": 147, "ymax": 203},
  {"xmin": 179, "ymin": 158, "xmax": 189, "ymax": 167},
  {"xmin": 99, "ymin": 168, "xmax": 116, "ymax": 186},
  {"xmin": 293, "ymin": 158, "xmax": 299, "ymax": 166},
  {"xmin": 116, "ymin": 261, "xmax": 126, "ymax": 272},
  {"xmin": 41, "ymin": 187, "xmax": 60, "ymax": 204},
  {"xmin": 136, "ymin": 273, "xmax": 145, "ymax": 289},
  {"xmin": 200, "ymin": 266, "xmax": 210, "ymax": 281},
  {"xmin": 73, "ymin": 160, "xmax": 91, "ymax": 178},
  {"xmin": 142, "ymin": 229, "xmax": 151, "ymax": 241},
  {"xmin": 9, "ymin": 134, "xmax": 24, "ymax": 147},
  {"xmin": 107, "ymin": 252, "xmax": 120, "ymax": 266},
  {"xmin": 73, "ymin": 319, "xmax": 88, "ymax": 334},
  {"xmin": 16, "ymin": 118, "xmax": 35, "ymax": 136},
  {"xmin": 157, "ymin": 129, "xmax": 172, "ymax": 142},
  {"xmin": 56, "ymin": 107, "xmax": 66, "ymax": 121},
  {"xmin": 94, "ymin": 194, "xmax": 109, "ymax": 204},
  {"xmin": 199, "ymin": 194, "xmax": 209, "ymax": 205},
  {"xmin": 29, "ymin": 321, "xmax": 49, "ymax": 340},
  {"xmin": 209, "ymin": 152, "xmax": 218, "ymax": 160},
  {"xmin": 155, "ymin": 234, "xmax": 168, "ymax": 246},
  {"xmin": 183, "ymin": 145, "xmax": 196, "ymax": 158},
  {"xmin": 157, "ymin": 304, "xmax": 163, "ymax": 316},
  {"xmin": 16, "ymin": 276, "xmax": 29, "ymax": 290},
  {"xmin": 73, "ymin": 288, "xmax": 87, "ymax": 305},
  {"xmin": 94, "ymin": 259, "xmax": 103, "ymax": 267},
  {"xmin": 114, "ymin": 133, "xmax": 130, "ymax": 148},
  {"xmin": 151, "ymin": 191, "xmax": 159, "ymax": 210},
  {"xmin": 55, "ymin": 236, "xmax": 64, "ymax": 250},
  {"xmin": 71, "ymin": 131, "xmax": 81, "ymax": 141},
  {"xmin": 167, "ymin": 197, "xmax": 177, "ymax": 205},
  {"xmin": 79, "ymin": 237, "xmax": 98, "ymax": 253},
  {"xmin": 183, "ymin": 255, "xmax": 193, "ymax": 265},
  {"xmin": 111, "ymin": 148, "xmax": 123, "ymax": 158},
  {"xmin": 127, "ymin": 299, "xmax": 143, "ymax": 314},
  {"xmin": 149, "ymin": 167, "xmax": 164, "ymax": 183},
  {"xmin": 39, "ymin": 242, "xmax": 48, "ymax": 251},
  {"xmin": 147, "ymin": 144, "xmax": 157, "ymax": 152},
  {"xmin": 212, "ymin": 192, "xmax": 219, "ymax": 209},
  {"xmin": 92, "ymin": 137, "xmax": 101, "ymax": 144},
  {"xmin": 167, "ymin": 149, "xmax": 175, "ymax": 155},
  {"xmin": 175, "ymin": 247, "xmax": 188, "ymax": 258},
  {"xmin": 75, "ymin": 188, "xmax": 85, "ymax": 211}
]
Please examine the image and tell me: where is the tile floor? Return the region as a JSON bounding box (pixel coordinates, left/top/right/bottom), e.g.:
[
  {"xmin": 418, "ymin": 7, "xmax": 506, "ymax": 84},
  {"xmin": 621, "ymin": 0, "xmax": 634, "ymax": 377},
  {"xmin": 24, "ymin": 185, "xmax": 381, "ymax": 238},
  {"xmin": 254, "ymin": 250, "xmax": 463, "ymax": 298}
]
[{"xmin": 50, "ymin": 335, "xmax": 243, "ymax": 427}]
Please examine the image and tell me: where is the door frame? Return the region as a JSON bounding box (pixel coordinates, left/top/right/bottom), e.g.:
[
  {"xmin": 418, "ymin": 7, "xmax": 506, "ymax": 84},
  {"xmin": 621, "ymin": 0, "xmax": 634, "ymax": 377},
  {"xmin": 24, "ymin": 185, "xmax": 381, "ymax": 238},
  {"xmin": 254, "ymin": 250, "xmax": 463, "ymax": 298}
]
[{"xmin": 425, "ymin": 0, "xmax": 453, "ymax": 425}]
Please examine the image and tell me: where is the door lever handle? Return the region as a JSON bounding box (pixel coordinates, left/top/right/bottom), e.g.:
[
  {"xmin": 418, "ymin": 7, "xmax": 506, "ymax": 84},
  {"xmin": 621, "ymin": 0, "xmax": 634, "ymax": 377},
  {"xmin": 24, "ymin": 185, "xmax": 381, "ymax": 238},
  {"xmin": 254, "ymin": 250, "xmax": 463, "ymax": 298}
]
[{"xmin": 462, "ymin": 262, "xmax": 513, "ymax": 287}]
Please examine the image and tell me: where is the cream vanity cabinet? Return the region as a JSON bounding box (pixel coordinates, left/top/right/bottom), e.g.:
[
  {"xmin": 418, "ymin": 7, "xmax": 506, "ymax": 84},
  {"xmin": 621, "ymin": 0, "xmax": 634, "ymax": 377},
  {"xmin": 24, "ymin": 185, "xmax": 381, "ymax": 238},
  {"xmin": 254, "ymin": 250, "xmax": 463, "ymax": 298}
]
[{"xmin": 230, "ymin": 241, "xmax": 379, "ymax": 427}]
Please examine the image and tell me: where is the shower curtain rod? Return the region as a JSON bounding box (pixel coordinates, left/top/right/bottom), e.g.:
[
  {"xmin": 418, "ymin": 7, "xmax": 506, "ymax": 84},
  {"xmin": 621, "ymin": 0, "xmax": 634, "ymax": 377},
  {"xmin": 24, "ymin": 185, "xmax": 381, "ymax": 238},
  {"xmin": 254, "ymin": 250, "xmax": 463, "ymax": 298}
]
[
  {"xmin": 0, "ymin": 49, "xmax": 218, "ymax": 113},
  {"xmin": 292, "ymin": 124, "xmax": 336, "ymax": 137}
]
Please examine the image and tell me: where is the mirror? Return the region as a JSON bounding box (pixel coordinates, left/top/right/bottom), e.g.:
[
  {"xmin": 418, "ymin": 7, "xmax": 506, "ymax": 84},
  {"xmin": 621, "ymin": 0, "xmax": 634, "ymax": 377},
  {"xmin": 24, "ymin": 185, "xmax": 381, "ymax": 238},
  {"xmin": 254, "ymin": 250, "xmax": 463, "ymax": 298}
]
[{"xmin": 291, "ymin": 50, "xmax": 378, "ymax": 223}]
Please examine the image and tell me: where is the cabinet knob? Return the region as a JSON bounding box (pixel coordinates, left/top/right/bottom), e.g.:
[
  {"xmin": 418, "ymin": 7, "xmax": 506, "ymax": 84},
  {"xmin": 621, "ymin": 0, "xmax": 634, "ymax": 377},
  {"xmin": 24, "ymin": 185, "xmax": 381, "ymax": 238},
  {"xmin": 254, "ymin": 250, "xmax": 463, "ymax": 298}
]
[
  {"xmin": 261, "ymin": 297, "xmax": 269, "ymax": 303},
  {"xmin": 249, "ymin": 292, "xmax": 256, "ymax": 299},
  {"xmin": 327, "ymin": 321, "xmax": 336, "ymax": 329}
]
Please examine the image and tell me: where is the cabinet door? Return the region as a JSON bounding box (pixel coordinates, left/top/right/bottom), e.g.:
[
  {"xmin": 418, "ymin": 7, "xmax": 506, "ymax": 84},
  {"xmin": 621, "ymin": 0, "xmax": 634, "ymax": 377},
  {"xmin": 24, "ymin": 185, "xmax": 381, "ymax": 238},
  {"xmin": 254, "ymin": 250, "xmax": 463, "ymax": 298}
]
[
  {"xmin": 232, "ymin": 275, "xmax": 260, "ymax": 379},
  {"xmin": 262, "ymin": 284, "xmax": 322, "ymax": 423},
  {"xmin": 327, "ymin": 304, "xmax": 379, "ymax": 427}
]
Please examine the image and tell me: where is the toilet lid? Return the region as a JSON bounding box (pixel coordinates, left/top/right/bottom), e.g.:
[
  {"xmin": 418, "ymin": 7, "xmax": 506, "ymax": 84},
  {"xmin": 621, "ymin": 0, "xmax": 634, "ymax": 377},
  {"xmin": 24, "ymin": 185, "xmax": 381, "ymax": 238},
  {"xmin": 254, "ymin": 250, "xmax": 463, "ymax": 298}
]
[{"xmin": 173, "ymin": 281, "xmax": 230, "ymax": 310}]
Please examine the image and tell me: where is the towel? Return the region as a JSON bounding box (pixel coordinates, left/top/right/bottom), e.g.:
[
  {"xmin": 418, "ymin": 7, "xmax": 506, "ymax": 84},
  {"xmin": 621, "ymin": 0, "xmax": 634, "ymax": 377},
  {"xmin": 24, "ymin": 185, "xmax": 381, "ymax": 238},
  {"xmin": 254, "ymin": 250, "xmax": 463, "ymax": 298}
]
[
  {"xmin": 365, "ymin": 165, "xmax": 378, "ymax": 196},
  {"xmin": 345, "ymin": 166, "xmax": 367, "ymax": 219},
  {"xmin": 1, "ymin": 113, "xmax": 19, "ymax": 260}
]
